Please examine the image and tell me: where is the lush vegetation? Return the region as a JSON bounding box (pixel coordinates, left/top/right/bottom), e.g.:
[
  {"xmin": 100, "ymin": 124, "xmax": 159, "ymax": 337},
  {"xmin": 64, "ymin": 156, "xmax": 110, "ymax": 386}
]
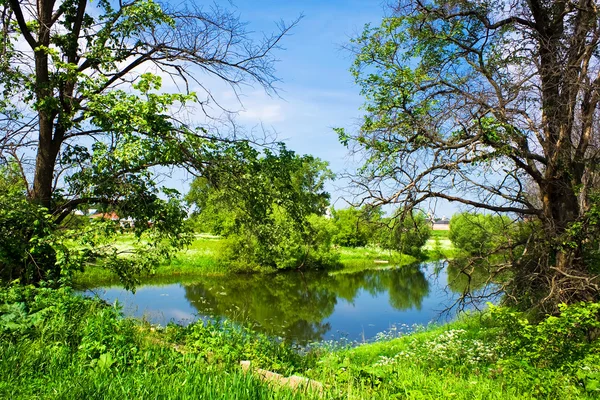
[
  {"xmin": 331, "ymin": 207, "xmax": 431, "ymax": 258},
  {"xmin": 1, "ymin": 286, "xmax": 599, "ymax": 399},
  {"xmin": 2, "ymin": 0, "xmax": 600, "ymax": 398},
  {"xmin": 449, "ymin": 213, "xmax": 514, "ymax": 256},
  {"xmin": 338, "ymin": 0, "xmax": 600, "ymax": 315},
  {"xmin": 185, "ymin": 146, "xmax": 339, "ymax": 271}
]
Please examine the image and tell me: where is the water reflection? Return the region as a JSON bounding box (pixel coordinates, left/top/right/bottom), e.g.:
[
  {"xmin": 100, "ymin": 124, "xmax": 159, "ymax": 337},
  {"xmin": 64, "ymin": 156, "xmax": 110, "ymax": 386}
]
[{"xmin": 89, "ymin": 262, "xmax": 478, "ymax": 343}]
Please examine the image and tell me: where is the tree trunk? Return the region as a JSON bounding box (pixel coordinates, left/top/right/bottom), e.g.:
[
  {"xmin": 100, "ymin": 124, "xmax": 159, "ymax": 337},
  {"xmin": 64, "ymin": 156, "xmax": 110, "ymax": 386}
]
[
  {"xmin": 31, "ymin": 113, "xmax": 56, "ymax": 210},
  {"xmin": 30, "ymin": 0, "xmax": 57, "ymax": 210}
]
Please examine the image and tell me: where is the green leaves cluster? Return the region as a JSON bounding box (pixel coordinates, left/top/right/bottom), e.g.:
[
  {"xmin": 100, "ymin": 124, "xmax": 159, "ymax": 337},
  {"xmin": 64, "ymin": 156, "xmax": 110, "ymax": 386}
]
[
  {"xmin": 331, "ymin": 206, "xmax": 431, "ymax": 258},
  {"xmin": 449, "ymin": 212, "xmax": 513, "ymax": 256},
  {"xmin": 186, "ymin": 144, "xmax": 337, "ymax": 271},
  {"xmin": 1, "ymin": 0, "xmax": 297, "ymax": 286}
]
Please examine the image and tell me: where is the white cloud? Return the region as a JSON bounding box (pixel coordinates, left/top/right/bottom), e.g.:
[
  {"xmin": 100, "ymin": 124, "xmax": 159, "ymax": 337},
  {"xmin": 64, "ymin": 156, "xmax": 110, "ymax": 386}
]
[{"xmin": 239, "ymin": 103, "xmax": 284, "ymax": 123}]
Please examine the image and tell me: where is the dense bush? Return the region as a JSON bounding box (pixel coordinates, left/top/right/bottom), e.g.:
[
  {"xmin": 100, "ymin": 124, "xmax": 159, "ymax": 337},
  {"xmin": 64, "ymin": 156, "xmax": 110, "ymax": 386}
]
[
  {"xmin": 0, "ymin": 165, "xmax": 62, "ymax": 283},
  {"xmin": 220, "ymin": 211, "xmax": 339, "ymax": 271},
  {"xmin": 331, "ymin": 207, "xmax": 378, "ymax": 247},
  {"xmin": 185, "ymin": 146, "xmax": 338, "ymax": 271},
  {"xmin": 330, "ymin": 207, "xmax": 431, "ymax": 258},
  {"xmin": 379, "ymin": 212, "xmax": 431, "ymax": 257},
  {"xmin": 449, "ymin": 212, "xmax": 513, "ymax": 255}
]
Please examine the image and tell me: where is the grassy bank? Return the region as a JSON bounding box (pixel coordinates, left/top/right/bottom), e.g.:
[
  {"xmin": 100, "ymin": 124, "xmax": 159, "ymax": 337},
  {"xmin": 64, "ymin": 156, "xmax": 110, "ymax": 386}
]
[
  {"xmin": 74, "ymin": 231, "xmax": 456, "ymax": 287},
  {"xmin": 73, "ymin": 234, "xmax": 227, "ymax": 287},
  {"xmin": 1, "ymin": 286, "xmax": 598, "ymax": 399},
  {"xmin": 0, "ymin": 287, "xmax": 312, "ymax": 399}
]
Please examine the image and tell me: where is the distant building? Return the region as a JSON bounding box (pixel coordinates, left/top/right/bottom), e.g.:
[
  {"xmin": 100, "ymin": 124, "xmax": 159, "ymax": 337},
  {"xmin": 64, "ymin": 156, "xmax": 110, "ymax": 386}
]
[
  {"xmin": 89, "ymin": 212, "xmax": 119, "ymax": 221},
  {"xmin": 89, "ymin": 212, "xmax": 134, "ymax": 228},
  {"xmin": 431, "ymin": 215, "xmax": 450, "ymax": 231}
]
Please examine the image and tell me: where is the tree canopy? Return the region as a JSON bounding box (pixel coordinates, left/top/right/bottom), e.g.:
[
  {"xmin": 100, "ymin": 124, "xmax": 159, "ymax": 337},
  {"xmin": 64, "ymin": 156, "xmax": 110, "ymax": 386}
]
[
  {"xmin": 341, "ymin": 0, "xmax": 600, "ymax": 313},
  {"xmin": 186, "ymin": 144, "xmax": 337, "ymax": 270},
  {"xmin": 0, "ymin": 0, "xmax": 296, "ymax": 285}
]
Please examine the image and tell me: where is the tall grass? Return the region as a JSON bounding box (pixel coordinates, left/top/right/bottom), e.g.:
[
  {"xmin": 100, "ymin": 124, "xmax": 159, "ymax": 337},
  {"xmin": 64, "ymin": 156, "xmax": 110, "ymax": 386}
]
[
  {"xmin": 1, "ymin": 286, "xmax": 598, "ymax": 399},
  {"xmin": 0, "ymin": 286, "xmax": 321, "ymax": 399}
]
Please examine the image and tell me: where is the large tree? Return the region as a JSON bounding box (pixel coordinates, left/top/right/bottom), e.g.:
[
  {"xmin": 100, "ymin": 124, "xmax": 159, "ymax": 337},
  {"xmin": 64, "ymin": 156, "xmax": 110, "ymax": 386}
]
[
  {"xmin": 0, "ymin": 0, "xmax": 296, "ymax": 285},
  {"xmin": 341, "ymin": 0, "xmax": 600, "ymax": 312}
]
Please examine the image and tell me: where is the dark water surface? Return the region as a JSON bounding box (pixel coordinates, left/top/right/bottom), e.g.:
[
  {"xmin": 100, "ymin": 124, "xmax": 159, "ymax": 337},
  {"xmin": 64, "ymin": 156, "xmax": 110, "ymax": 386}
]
[{"xmin": 86, "ymin": 262, "xmax": 484, "ymax": 343}]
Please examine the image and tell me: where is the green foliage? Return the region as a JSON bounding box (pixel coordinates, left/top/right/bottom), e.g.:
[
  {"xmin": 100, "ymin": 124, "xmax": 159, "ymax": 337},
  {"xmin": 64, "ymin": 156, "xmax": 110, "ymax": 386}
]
[
  {"xmin": 2, "ymin": 285, "xmax": 600, "ymax": 399},
  {"xmin": 449, "ymin": 213, "xmax": 513, "ymax": 255},
  {"xmin": 1, "ymin": 0, "xmax": 296, "ymax": 288},
  {"xmin": 330, "ymin": 207, "xmax": 430, "ymax": 258},
  {"xmin": 0, "ymin": 165, "xmax": 62, "ymax": 282},
  {"xmin": 331, "ymin": 207, "xmax": 379, "ymax": 247},
  {"xmin": 185, "ymin": 319, "xmax": 315, "ymax": 375},
  {"xmin": 491, "ymin": 302, "xmax": 600, "ymax": 370},
  {"xmin": 379, "ymin": 211, "xmax": 431, "ymax": 257},
  {"xmin": 0, "ymin": 286, "xmax": 315, "ymax": 399},
  {"xmin": 186, "ymin": 145, "xmax": 338, "ymax": 271},
  {"xmin": 311, "ymin": 302, "xmax": 600, "ymax": 399}
]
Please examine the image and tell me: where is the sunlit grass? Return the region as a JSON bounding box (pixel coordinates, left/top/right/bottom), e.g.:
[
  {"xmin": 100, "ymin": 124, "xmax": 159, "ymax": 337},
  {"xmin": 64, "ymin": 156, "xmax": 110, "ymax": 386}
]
[
  {"xmin": 73, "ymin": 234, "xmax": 228, "ymax": 287},
  {"xmin": 1, "ymin": 286, "xmax": 596, "ymax": 400},
  {"xmin": 74, "ymin": 231, "xmax": 458, "ymax": 287}
]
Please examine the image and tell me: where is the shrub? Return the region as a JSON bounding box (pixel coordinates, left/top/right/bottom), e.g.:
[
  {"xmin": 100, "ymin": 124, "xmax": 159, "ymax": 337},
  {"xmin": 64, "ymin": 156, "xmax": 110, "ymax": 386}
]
[
  {"xmin": 379, "ymin": 212, "xmax": 431, "ymax": 257},
  {"xmin": 449, "ymin": 212, "xmax": 512, "ymax": 255},
  {"xmin": 219, "ymin": 210, "xmax": 339, "ymax": 271},
  {"xmin": 331, "ymin": 207, "xmax": 375, "ymax": 247}
]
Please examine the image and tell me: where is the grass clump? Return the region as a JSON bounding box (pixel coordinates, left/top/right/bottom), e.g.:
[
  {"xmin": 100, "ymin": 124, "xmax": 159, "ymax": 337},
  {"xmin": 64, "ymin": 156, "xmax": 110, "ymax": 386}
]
[
  {"xmin": 309, "ymin": 304, "xmax": 600, "ymax": 399},
  {"xmin": 0, "ymin": 285, "xmax": 320, "ymax": 399}
]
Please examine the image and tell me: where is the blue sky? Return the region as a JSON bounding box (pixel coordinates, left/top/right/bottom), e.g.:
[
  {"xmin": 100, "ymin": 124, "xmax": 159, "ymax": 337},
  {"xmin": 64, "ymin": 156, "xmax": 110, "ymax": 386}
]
[{"xmin": 169, "ymin": 0, "xmax": 457, "ymax": 217}]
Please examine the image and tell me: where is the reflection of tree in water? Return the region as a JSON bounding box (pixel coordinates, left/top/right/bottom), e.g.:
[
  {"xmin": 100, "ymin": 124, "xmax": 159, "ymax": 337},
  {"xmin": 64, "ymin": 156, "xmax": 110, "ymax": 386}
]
[
  {"xmin": 182, "ymin": 265, "xmax": 430, "ymax": 343},
  {"xmin": 183, "ymin": 272, "xmax": 336, "ymax": 343},
  {"xmin": 329, "ymin": 265, "xmax": 429, "ymax": 310},
  {"xmin": 446, "ymin": 258, "xmax": 493, "ymax": 295}
]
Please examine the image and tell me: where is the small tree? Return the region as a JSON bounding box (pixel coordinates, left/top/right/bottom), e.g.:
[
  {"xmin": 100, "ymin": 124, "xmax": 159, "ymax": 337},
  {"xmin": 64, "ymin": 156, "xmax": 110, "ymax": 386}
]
[
  {"xmin": 449, "ymin": 213, "xmax": 513, "ymax": 256},
  {"xmin": 331, "ymin": 207, "xmax": 377, "ymax": 247},
  {"xmin": 380, "ymin": 211, "xmax": 431, "ymax": 257},
  {"xmin": 186, "ymin": 145, "xmax": 337, "ymax": 270}
]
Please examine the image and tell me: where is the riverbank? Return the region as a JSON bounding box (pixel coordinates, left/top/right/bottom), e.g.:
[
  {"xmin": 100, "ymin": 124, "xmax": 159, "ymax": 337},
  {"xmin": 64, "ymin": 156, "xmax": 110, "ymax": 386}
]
[
  {"xmin": 0, "ymin": 286, "xmax": 597, "ymax": 399},
  {"xmin": 73, "ymin": 233, "xmax": 456, "ymax": 288}
]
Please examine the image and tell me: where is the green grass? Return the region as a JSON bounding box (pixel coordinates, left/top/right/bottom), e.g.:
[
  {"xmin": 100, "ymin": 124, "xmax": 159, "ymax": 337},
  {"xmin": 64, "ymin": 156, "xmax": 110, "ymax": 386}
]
[
  {"xmin": 424, "ymin": 230, "xmax": 458, "ymax": 260},
  {"xmin": 0, "ymin": 287, "xmax": 320, "ymax": 400},
  {"xmin": 73, "ymin": 230, "xmax": 458, "ymax": 288},
  {"xmin": 0, "ymin": 286, "xmax": 598, "ymax": 399},
  {"xmin": 73, "ymin": 234, "xmax": 228, "ymax": 287},
  {"xmin": 430, "ymin": 229, "xmax": 450, "ymax": 238},
  {"xmin": 335, "ymin": 246, "xmax": 417, "ymax": 274},
  {"xmin": 74, "ymin": 235, "xmax": 436, "ymax": 286},
  {"xmin": 0, "ymin": 342, "xmax": 313, "ymax": 399},
  {"xmin": 306, "ymin": 313, "xmax": 597, "ymax": 399}
]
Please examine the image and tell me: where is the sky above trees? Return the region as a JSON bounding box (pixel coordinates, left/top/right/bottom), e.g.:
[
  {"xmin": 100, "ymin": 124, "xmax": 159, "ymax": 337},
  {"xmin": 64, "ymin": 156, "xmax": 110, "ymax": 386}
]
[{"xmin": 162, "ymin": 0, "xmax": 455, "ymax": 216}]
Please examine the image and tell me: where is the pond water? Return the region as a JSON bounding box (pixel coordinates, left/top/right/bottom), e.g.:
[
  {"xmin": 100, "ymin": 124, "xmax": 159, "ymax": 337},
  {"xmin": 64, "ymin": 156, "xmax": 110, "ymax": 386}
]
[{"xmin": 85, "ymin": 261, "xmax": 490, "ymax": 344}]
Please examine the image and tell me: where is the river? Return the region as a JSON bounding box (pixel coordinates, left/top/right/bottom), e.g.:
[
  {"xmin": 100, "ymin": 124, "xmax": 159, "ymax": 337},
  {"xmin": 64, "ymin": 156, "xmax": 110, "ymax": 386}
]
[{"xmin": 85, "ymin": 261, "xmax": 492, "ymax": 344}]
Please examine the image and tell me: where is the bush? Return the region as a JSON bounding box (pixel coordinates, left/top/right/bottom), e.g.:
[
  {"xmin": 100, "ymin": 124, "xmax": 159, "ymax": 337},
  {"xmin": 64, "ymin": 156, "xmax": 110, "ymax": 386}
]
[
  {"xmin": 379, "ymin": 212, "xmax": 431, "ymax": 257},
  {"xmin": 219, "ymin": 210, "xmax": 339, "ymax": 271},
  {"xmin": 0, "ymin": 165, "xmax": 63, "ymax": 283},
  {"xmin": 449, "ymin": 212, "xmax": 512, "ymax": 255},
  {"xmin": 331, "ymin": 207, "xmax": 377, "ymax": 247}
]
